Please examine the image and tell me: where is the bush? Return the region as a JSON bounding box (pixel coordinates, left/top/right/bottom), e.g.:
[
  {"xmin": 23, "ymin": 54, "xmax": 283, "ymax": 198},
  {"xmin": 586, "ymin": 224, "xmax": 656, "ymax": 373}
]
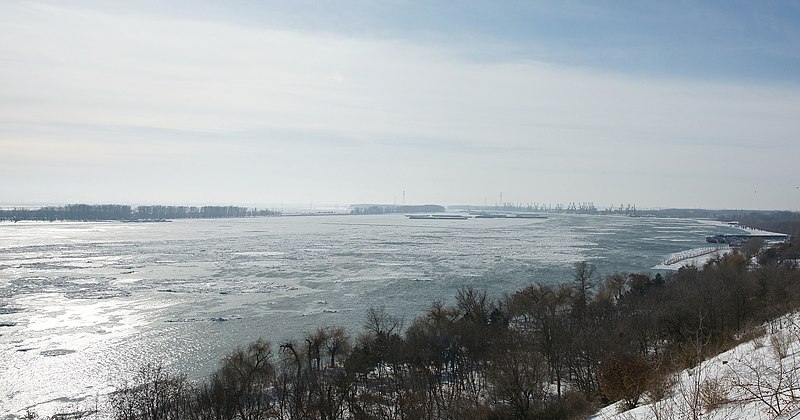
[
  {"xmin": 769, "ymin": 330, "xmax": 791, "ymax": 360},
  {"xmin": 537, "ymin": 391, "xmax": 594, "ymax": 419},
  {"xmin": 644, "ymin": 369, "xmax": 677, "ymax": 404},
  {"xmin": 109, "ymin": 363, "xmax": 191, "ymax": 419},
  {"xmin": 700, "ymin": 378, "xmax": 729, "ymax": 411},
  {"xmin": 599, "ymin": 353, "xmax": 653, "ymax": 410}
]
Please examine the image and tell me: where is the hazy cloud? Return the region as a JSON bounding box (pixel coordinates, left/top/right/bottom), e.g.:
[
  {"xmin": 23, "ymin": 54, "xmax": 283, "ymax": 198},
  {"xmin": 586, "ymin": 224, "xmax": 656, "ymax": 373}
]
[{"xmin": 1, "ymin": 2, "xmax": 799, "ymax": 209}]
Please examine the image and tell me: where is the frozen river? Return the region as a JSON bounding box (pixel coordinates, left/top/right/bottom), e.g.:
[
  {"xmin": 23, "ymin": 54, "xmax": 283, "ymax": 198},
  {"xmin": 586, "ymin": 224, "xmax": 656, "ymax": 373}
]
[{"xmin": 0, "ymin": 213, "xmax": 741, "ymax": 416}]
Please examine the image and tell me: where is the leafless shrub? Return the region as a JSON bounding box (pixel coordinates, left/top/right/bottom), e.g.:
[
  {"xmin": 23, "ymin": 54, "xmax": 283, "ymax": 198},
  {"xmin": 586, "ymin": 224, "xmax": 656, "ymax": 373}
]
[
  {"xmin": 109, "ymin": 363, "xmax": 191, "ymax": 420},
  {"xmin": 647, "ymin": 398, "xmax": 676, "ymax": 420},
  {"xmin": 699, "ymin": 378, "xmax": 729, "ymax": 411},
  {"xmin": 674, "ymin": 366, "xmax": 704, "ymax": 420},
  {"xmin": 739, "ymin": 324, "xmax": 766, "ymax": 344},
  {"xmin": 727, "ymin": 347, "xmax": 800, "ymax": 417},
  {"xmin": 599, "ymin": 353, "xmax": 652, "ymax": 410},
  {"xmin": 751, "ymin": 336, "xmax": 766, "ymax": 351},
  {"xmin": 536, "ymin": 390, "xmax": 593, "ymax": 419},
  {"xmin": 644, "ymin": 370, "xmax": 677, "ymax": 404},
  {"xmin": 770, "ymin": 330, "xmax": 791, "ymax": 360}
]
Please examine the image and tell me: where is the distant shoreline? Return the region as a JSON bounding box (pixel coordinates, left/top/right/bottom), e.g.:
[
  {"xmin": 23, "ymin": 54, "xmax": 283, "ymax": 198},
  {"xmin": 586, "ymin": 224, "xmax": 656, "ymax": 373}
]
[{"xmin": 2, "ymin": 204, "xmax": 798, "ymax": 237}]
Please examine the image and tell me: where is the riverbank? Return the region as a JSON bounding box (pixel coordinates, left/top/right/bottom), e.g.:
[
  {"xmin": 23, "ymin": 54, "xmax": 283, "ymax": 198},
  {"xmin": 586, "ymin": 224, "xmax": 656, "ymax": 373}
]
[{"xmin": 653, "ymin": 246, "xmax": 731, "ymax": 270}]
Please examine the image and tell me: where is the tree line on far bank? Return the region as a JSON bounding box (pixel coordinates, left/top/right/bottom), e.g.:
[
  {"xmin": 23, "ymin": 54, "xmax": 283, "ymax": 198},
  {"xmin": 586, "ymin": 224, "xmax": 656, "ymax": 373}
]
[
  {"xmin": 0, "ymin": 204, "xmax": 279, "ymax": 222},
  {"xmin": 4, "ymin": 204, "xmax": 800, "ymax": 241},
  {"xmin": 74, "ymin": 237, "xmax": 800, "ymax": 420}
]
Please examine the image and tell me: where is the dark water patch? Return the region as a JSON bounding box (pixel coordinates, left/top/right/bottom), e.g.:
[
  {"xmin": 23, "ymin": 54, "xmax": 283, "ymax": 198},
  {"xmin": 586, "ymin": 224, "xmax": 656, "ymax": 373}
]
[
  {"xmin": 65, "ymin": 289, "xmax": 130, "ymax": 299},
  {"xmin": 0, "ymin": 305, "xmax": 24, "ymax": 314},
  {"xmin": 166, "ymin": 317, "xmax": 204, "ymax": 323},
  {"xmin": 41, "ymin": 349, "xmax": 76, "ymax": 357},
  {"xmin": 0, "ymin": 321, "xmax": 18, "ymax": 327},
  {"xmin": 166, "ymin": 316, "xmax": 242, "ymax": 323},
  {"xmin": 16, "ymin": 262, "xmax": 77, "ymax": 271}
]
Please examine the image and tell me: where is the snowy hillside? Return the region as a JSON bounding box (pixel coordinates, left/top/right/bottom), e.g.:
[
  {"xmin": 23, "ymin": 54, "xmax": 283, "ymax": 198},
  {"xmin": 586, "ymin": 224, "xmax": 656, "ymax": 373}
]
[{"xmin": 593, "ymin": 313, "xmax": 800, "ymax": 419}]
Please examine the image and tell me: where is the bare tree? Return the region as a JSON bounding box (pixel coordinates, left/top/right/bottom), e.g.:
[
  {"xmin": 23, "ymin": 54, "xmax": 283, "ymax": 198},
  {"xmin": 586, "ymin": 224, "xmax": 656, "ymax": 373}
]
[
  {"xmin": 322, "ymin": 326, "xmax": 351, "ymax": 368},
  {"xmin": 203, "ymin": 338, "xmax": 276, "ymax": 420},
  {"xmin": 571, "ymin": 261, "xmax": 597, "ymax": 323},
  {"xmin": 364, "ymin": 306, "xmax": 401, "ymax": 337}
]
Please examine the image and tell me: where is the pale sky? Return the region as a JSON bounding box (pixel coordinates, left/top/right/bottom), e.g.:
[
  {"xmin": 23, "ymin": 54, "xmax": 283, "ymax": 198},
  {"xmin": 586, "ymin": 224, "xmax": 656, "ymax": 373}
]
[{"xmin": 2, "ymin": 1, "xmax": 799, "ymax": 210}]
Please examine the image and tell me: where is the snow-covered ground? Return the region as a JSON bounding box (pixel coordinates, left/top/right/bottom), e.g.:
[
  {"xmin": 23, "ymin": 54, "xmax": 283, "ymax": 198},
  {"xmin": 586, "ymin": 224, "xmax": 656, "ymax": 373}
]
[
  {"xmin": 732, "ymin": 225, "xmax": 788, "ymax": 238},
  {"xmin": 695, "ymin": 219, "xmax": 788, "ymax": 239},
  {"xmin": 653, "ymin": 246, "xmax": 731, "ymax": 270},
  {"xmin": 592, "ymin": 313, "xmax": 800, "ymax": 419}
]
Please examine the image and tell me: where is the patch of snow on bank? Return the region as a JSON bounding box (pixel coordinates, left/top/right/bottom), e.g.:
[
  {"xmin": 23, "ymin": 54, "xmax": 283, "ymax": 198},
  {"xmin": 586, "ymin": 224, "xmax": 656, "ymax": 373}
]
[
  {"xmin": 653, "ymin": 246, "xmax": 731, "ymax": 270},
  {"xmin": 698, "ymin": 219, "xmax": 786, "ymax": 238}
]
